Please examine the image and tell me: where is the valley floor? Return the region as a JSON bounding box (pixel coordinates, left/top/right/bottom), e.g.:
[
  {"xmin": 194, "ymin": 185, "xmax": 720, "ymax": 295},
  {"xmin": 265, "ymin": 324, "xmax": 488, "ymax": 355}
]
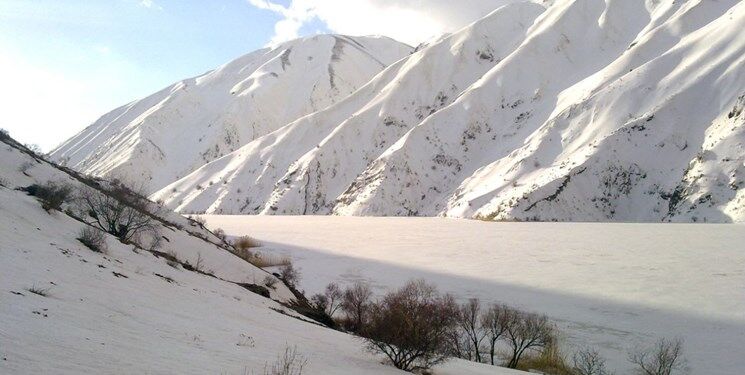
[{"xmin": 206, "ymin": 216, "xmax": 745, "ymax": 375}]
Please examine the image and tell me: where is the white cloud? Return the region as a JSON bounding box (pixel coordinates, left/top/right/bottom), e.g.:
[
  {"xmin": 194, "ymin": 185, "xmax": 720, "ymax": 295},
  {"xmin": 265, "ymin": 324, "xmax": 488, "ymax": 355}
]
[
  {"xmin": 247, "ymin": 0, "xmax": 517, "ymax": 46},
  {"xmin": 139, "ymin": 0, "xmax": 163, "ymax": 11}
]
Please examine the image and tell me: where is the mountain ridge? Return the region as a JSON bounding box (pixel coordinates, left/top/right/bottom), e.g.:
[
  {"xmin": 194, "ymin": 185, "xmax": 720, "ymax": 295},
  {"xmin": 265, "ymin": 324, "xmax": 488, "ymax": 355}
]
[{"xmin": 54, "ymin": 0, "xmax": 745, "ymax": 222}]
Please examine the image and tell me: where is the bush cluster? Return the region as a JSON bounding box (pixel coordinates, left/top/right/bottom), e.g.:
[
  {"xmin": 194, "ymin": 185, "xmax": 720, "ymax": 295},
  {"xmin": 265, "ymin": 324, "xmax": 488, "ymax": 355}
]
[
  {"xmin": 77, "ymin": 226, "xmax": 108, "ymax": 253},
  {"xmin": 75, "ymin": 182, "xmax": 160, "ymax": 244},
  {"xmin": 310, "ymin": 280, "xmax": 686, "ymax": 375},
  {"xmin": 26, "ymin": 181, "xmax": 73, "ymax": 212}
]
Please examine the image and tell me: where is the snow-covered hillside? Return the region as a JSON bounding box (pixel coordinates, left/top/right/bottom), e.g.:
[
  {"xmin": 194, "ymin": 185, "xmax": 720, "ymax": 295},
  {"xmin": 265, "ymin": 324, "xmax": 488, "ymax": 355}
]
[
  {"xmin": 1, "ymin": 136, "xmax": 523, "ymax": 374},
  {"xmin": 147, "ymin": 0, "xmax": 744, "ymax": 222},
  {"xmin": 49, "ymin": 35, "xmax": 412, "ymax": 194}
]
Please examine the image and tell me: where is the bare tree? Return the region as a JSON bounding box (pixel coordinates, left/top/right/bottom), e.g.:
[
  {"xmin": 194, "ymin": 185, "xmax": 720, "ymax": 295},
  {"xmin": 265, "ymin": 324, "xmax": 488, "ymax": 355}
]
[
  {"xmin": 310, "ymin": 293, "xmax": 329, "ymax": 314},
  {"xmin": 573, "ymin": 347, "xmax": 611, "ymax": 375},
  {"xmin": 278, "ymin": 262, "xmax": 301, "ymax": 288},
  {"xmin": 75, "ymin": 183, "xmax": 159, "ymax": 243},
  {"xmin": 24, "ymin": 143, "xmax": 42, "ymax": 155},
  {"xmin": 312, "ymin": 283, "xmax": 343, "ymax": 317},
  {"xmin": 455, "ymin": 298, "xmax": 487, "ymax": 362},
  {"xmin": 481, "ymin": 303, "xmax": 514, "ymax": 365},
  {"xmin": 340, "ymin": 281, "xmax": 373, "ymax": 332},
  {"xmin": 193, "ymin": 252, "xmax": 204, "ymax": 272},
  {"xmin": 447, "ymin": 326, "xmax": 476, "ymax": 362},
  {"xmin": 628, "ymin": 338, "xmax": 686, "ymax": 375},
  {"xmin": 363, "ymin": 280, "xmax": 458, "ymax": 371},
  {"xmin": 505, "ymin": 311, "xmax": 555, "ymax": 368}
]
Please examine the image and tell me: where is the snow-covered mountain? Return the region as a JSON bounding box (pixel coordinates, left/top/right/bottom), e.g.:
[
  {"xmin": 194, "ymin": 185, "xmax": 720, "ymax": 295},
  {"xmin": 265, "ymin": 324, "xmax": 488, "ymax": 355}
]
[
  {"xmin": 62, "ymin": 0, "xmax": 745, "ymax": 222},
  {"xmin": 151, "ymin": 1, "xmax": 546, "ymax": 216},
  {"xmin": 49, "ymin": 35, "xmax": 412, "ymax": 193}
]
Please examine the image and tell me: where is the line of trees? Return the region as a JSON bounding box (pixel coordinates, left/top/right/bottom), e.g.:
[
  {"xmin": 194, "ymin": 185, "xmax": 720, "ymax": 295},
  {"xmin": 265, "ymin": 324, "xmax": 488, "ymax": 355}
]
[{"xmin": 312, "ymin": 280, "xmax": 686, "ymax": 374}]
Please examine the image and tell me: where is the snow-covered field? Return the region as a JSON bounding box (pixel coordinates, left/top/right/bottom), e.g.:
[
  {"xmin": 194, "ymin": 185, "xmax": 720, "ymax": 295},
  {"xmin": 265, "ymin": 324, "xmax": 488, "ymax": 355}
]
[{"xmin": 206, "ymin": 215, "xmax": 745, "ymax": 374}]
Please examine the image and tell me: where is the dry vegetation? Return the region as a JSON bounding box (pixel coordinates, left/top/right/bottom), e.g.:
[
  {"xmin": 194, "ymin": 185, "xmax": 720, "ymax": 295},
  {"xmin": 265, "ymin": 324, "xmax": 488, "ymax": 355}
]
[
  {"xmin": 230, "ymin": 236, "xmax": 292, "ymax": 269},
  {"xmin": 27, "ymin": 284, "xmax": 51, "ymax": 297},
  {"xmin": 75, "ymin": 183, "xmax": 160, "ymax": 243},
  {"xmin": 628, "ymin": 338, "xmax": 686, "ymax": 375},
  {"xmin": 306, "ymin": 279, "xmax": 686, "ymax": 375},
  {"xmin": 77, "ymin": 226, "xmax": 108, "ymax": 253},
  {"xmin": 262, "ymin": 346, "xmax": 308, "ymax": 375},
  {"xmin": 26, "ymin": 181, "xmax": 73, "ymax": 212},
  {"xmin": 363, "ymin": 280, "xmax": 457, "ymax": 371}
]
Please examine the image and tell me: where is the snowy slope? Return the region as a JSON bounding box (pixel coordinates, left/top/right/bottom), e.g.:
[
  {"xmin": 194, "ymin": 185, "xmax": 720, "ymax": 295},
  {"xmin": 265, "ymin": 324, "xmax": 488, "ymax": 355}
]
[
  {"xmin": 150, "ymin": 0, "xmax": 745, "ymax": 222},
  {"xmin": 1, "ymin": 136, "xmax": 296, "ymax": 302},
  {"xmin": 1, "ymin": 138, "xmax": 524, "ymax": 374},
  {"xmin": 333, "ymin": 0, "xmax": 745, "ymax": 222},
  {"xmin": 49, "ymin": 35, "xmax": 412, "ymax": 194}
]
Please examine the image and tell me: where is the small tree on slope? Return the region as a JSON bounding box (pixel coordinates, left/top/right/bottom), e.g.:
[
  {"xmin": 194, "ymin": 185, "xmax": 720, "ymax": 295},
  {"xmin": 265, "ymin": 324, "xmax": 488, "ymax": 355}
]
[{"xmin": 363, "ymin": 280, "xmax": 458, "ymax": 371}]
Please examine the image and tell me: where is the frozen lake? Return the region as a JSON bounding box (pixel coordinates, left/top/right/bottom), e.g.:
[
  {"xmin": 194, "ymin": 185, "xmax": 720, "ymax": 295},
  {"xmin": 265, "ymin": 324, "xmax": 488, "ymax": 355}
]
[{"xmin": 205, "ymin": 216, "xmax": 745, "ymax": 374}]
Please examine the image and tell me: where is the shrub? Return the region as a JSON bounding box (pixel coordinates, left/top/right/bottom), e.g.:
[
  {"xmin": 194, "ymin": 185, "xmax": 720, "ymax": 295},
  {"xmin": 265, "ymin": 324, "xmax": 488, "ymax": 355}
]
[
  {"xmin": 27, "ymin": 284, "xmax": 51, "ymax": 297},
  {"xmin": 263, "ymin": 275, "xmax": 278, "ymax": 289},
  {"xmin": 77, "ymin": 226, "xmax": 108, "ymax": 253},
  {"xmin": 165, "ymin": 250, "xmax": 180, "ymax": 268},
  {"xmin": 278, "ymin": 262, "xmax": 301, "ymax": 288},
  {"xmin": 628, "ymin": 338, "xmax": 686, "ymax": 375},
  {"xmin": 25, "ymin": 143, "xmax": 42, "ymax": 155},
  {"xmin": 340, "ymin": 281, "xmax": 373, "ymax": 332},
  {"xmin": 188, "ymin": 214, "xmax": 206, "ymax": 226},
  {"xmin": 230, "ymin": 236, "xmax": 290, "ymax": 269},
  {"xmin": 310, "ymin": 294, "xmax": 329, "ymax": 314},
  {"xmin": 192, "ymin": 252, "xmax": 205, "ymax": 272},
  {"xmin": 504, "ymin": 311, "xmax": 555, "ymax": 368},
  {"xmin": 363, "ymin": 280, "xmax": 458, "ymax": 371},
  {"xmin": 75, "ymin": 183, "xmax": 159, "ymax": 242},
  {"xmin": 0, "ymin": 128, "xmax": 9, "ymax": 141},
  {"xmin": 249, "ymin": 252, "xmax": 292, "ymax": 268},
  {"xmin": 232, "ymin": 235, "xmax": 259, "ymax": 261},
  {"xmin": 27, "ymin": 181, "xmax": 73, "ymax": 212},
  {"xmin": 213, "ymin": 227, "xmax": 227, "ymax": 242},
  {"xmin": 263, "ymin": 346, "xmax": 307, "ymax": 375},
  {"xmin": 573, "ymin": 347, "xmax": 611, "ymax": 375},
  {"xmin": 234, "ymin": 235, "xmax": 260, "ymax": 251},
  {"xmin": 145, "ymin": 233, "xmax": 163, "ymax": 251},
  {"xmin": 517, "ymin": 338, "xmax": 573, "ymax": 374},
  {"xmin": 311, "ymin": 282, "xmax": 343, "ymax": 317}
]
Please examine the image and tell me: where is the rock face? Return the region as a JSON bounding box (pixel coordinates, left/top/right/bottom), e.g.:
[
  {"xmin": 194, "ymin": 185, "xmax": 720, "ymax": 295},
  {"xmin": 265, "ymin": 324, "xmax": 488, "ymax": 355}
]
[
  {"xmin": 63, "ymin": 0, "xmax": 745, "ymax": 222},
  {"xmin": 50, "ymin": 35, "xmax": 413, "ymax": 193}
]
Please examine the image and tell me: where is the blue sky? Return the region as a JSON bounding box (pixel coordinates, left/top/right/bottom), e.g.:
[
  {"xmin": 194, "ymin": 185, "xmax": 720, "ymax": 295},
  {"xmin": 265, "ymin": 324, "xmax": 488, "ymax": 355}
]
[
  {"xmin": 0, "ymin": 0, "xmax": 506, "ymax": 150},
  {"xmin": 0, "ymin": 0, "xmax": 321, "ymax": 150}
]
